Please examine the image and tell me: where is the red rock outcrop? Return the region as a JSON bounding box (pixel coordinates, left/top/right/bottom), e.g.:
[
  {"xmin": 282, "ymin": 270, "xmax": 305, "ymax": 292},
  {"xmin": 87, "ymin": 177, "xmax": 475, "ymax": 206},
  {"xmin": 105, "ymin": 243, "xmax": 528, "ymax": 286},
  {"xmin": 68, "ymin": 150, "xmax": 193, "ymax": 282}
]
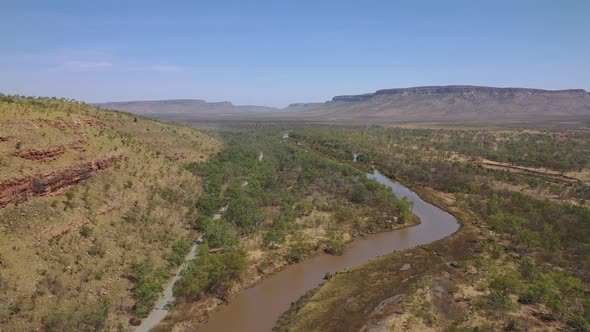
[
  {"xmin": 14, "ymin": 141, "xmax": 86, "ymax": 161},
  {"xmin": 14, "ymin": 146, "xmax": 66, "ymax": 161},
  {"xmin": 0, "ymin": 154, "xmax": 122, "ymax": 208}
]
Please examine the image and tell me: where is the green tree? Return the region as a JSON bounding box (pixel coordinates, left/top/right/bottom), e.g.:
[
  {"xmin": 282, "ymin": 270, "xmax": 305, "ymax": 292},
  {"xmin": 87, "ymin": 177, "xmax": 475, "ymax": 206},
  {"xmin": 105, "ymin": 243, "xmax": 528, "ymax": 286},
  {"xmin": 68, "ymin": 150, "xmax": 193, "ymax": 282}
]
[{"xmin": 225, "ymin": 195, "xmax": 261, "ymax": 233}]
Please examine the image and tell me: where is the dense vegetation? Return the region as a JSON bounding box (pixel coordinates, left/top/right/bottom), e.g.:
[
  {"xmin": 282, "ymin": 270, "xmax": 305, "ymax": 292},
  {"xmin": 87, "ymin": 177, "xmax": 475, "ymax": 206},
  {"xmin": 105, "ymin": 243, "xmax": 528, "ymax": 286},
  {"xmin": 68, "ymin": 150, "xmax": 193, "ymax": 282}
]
[
  {"xmin": 172, "ymin": 127, "xmax": 413, "ymax": 303},
  {"xmin": 174, "ymin": 245, "xmax": 247, "ymax": 301}
]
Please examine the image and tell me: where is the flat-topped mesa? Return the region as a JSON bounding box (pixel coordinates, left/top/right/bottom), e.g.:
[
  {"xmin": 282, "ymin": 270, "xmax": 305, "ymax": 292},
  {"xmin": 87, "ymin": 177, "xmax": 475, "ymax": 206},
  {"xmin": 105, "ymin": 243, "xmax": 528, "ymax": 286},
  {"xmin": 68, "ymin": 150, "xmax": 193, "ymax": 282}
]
[{"xmin": 332, "ymin": 85, "xmax": 589, "ymax": 102}]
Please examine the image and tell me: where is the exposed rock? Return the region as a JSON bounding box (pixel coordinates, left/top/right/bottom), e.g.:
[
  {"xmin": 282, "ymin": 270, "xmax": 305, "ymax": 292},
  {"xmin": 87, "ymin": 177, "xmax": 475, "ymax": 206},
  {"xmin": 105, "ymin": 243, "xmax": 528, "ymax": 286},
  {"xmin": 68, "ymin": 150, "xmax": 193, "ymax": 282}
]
[
  {"xmin": 446, "ymin": 261, "xmax": 461, "ymax": 268},
  {"xmin": 14, "ymin": 146, "xmax": 66, "ymax": 161},
  {"xmin": 332, "ymin": 85, "xmax": 588, "ymax": 102},
  {"xmin": 281, "ymin": 85, "xmax": 590, "ymax": 123},
  {"xmin": 0, "ymin": 154, "xmax": 122, "ymax": 209},
  {"xmin": 346, "ymin": 295, "xmax": 359, "ymax": 303},
  {"xmin": 371, "ymin": 294, "xmax": 404, "ymax": 315},
  {"xmin": 0, "ymin": 136, "xmax": 10, "ymax": 142},
  {"xmin": 14, "ymin": 141, "xmax": 86, "ymax": 161}
]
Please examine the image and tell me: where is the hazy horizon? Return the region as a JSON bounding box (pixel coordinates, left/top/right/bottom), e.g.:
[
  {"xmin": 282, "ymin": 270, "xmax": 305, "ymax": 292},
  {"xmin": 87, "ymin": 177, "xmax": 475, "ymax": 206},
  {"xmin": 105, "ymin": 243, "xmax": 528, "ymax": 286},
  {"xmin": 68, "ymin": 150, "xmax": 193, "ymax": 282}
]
[{"xmin": 1, "ymin": 0, "xmax": 589, "ymax": 107}]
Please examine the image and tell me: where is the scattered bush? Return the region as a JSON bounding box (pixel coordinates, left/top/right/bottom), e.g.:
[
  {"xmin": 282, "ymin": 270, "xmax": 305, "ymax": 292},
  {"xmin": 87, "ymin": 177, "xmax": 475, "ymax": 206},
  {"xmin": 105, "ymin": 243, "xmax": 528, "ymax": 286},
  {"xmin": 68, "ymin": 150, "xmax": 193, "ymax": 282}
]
[
  {"xmin": 128, "ymin": 259, "xmax": 168, "ymax": 317},
  {"xmin": 166, "ymin": 239, "xmax": 192, "ymax": 267},
  {"xmin": 174, "ymin": 246, "xmax": 247, "ymax": 301},
  {"xmin": 79, "ymin": 225, "xmax": 93, "ymax": 238}
]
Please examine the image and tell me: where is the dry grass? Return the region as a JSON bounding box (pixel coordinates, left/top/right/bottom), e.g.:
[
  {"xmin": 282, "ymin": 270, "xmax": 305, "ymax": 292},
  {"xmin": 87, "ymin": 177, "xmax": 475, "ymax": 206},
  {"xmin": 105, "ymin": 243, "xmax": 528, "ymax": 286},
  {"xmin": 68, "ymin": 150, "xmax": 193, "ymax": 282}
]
[{"xmin": 0, "ymin": 98, "xmax": 221, "ymax": 330}]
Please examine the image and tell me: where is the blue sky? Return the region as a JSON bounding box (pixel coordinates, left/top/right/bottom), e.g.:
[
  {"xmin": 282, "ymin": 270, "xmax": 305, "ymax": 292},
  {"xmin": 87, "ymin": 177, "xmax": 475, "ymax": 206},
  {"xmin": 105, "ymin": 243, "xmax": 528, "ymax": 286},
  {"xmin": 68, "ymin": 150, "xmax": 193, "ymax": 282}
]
[{"xmin": 1, "ymin": 0, "xmax": 589, "ymax": 107}]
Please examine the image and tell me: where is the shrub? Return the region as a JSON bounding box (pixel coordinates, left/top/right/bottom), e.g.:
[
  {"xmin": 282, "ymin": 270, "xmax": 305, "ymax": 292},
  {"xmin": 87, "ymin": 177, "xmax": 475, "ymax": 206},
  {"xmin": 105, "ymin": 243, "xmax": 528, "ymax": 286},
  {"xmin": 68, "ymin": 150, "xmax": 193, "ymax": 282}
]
[
  {"xmin": 128, "ymin": 259, "xmax": 168, "ymax": 317},
  {"xmin": 42, "ymin": 299, "xmax": 110, "ymax": 332},
  {"xmin": 203, "ymin": 219, "xmax": 239, "ymax": 249},
  {"xmin": 191, "ymin": 215, "xmax": 212, "ymax": 232},
  {"xmin": 88, "ymin": 241, "xmax": 105, "ymax": 257},
  {"xmin": 489, "ymin": 274, "xmax": 522, "ymax": 295},
  {"xmin": 263, "ymin": 229, "xmax": 285, "ymax": 248},
  {"xmin": 225, "ymin": 195, "xmax": 262, "ymax": 233},
  {"xmin": 487, "ymin": 290, "xmax": 512, "ymax": 309},
  {"xmin": 285, "ymin": 234, "xmax": 308, "ymax": 263},
  {"xmin": 79, "ymin": 225, "xmax": 93, "ymax": 238},
  {"xmin": 196, "ymin": 196, "xmax": 223, "ymax": 216},
  {"xmin": 350, "ymin": 184, "xmax": 369, "ymax": 203},
  {"xmin": 174, "ymin": 246, "xmax": 247, "ymax": 301},
  {"xmin": 323, "ymin": 236, "xmax": 346, "ymax": 256},
  {"xmin": 166, "ymin": 240, "xmax": 192, "ymax": 267}
]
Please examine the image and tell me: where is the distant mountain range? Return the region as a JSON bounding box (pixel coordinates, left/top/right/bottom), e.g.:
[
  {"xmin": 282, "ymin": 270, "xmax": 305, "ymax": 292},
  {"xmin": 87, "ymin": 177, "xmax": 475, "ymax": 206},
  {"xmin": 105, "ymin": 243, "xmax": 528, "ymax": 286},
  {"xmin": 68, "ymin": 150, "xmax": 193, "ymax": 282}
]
[
  {"xmin": 92, "ymin": 86, "xmax": 590, "ymax": 123},
  {"xmin": 92, "ymin": 99, "xmax": 279, "ymax": 117}
]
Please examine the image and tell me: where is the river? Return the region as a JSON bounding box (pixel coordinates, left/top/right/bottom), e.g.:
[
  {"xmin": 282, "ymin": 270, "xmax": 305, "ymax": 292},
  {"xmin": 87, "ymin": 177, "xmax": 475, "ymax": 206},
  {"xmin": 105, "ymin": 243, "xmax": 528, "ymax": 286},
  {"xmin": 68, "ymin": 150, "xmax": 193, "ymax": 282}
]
[{"xmin": 195, "ymin": 169, "xmax": 460, "ymax": 332}]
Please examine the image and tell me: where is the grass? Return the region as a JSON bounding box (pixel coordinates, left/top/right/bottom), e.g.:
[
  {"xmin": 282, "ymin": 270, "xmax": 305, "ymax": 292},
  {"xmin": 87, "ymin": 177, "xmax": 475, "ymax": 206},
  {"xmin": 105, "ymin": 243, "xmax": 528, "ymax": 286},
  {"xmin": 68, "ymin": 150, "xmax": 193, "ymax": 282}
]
[{"xmin": 0, "ymin": 96, "xmax": 221, "ymax": 330}]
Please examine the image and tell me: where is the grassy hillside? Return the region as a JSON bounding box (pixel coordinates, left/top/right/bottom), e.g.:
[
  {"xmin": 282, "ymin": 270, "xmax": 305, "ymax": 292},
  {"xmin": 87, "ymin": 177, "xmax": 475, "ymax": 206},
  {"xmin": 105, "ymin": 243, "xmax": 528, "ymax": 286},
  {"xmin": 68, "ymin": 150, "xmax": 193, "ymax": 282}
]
[{"xmin": 0, "ymin": 95, "xmax": 221, "ymax": 331}]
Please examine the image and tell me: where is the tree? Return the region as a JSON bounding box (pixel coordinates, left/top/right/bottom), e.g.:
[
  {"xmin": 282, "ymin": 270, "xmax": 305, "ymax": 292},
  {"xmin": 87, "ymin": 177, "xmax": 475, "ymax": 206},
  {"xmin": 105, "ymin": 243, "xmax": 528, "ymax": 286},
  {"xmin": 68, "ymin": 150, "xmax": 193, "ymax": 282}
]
[
  {"xmin": 204, "ymin": 219, "xmax": 239, "ymax": 249},
  {"xmin": 174, "ymin": 246, "xmax": 247, "ymax": 301},
  {"xmin": 225, "ymin": 195, "xmax": 261, "ymax": 233}
]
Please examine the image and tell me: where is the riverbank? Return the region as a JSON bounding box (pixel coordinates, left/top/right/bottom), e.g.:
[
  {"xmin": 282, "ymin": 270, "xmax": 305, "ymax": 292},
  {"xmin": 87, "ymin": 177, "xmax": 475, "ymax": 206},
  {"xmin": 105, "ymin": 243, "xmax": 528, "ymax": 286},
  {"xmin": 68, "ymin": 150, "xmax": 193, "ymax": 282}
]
[
  {"xmin": 152, "ymin": 127, "xmax": 466, "ymax": 331},
  {"xmin": 161, "ymin": 169, "xmax": 459, "ymax": 331},
  {"xmin": 152, "ymin": 210, "xmax": 419, "ymax": 331},
  {"xmin": 278, "ymin": 126, "xmax": 590, "ymax": 331},
  {"xmin": 274, "ymin": 185, "xmax": 482, "ymax": 331}
]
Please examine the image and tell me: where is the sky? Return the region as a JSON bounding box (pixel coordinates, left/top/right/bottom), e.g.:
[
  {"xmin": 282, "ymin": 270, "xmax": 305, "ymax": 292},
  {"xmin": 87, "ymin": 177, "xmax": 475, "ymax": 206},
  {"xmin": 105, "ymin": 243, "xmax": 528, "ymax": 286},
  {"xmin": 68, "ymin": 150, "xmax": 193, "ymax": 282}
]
[{"xmin": 1, "ymin": 0, "xmax": 589, "ymax": 107}]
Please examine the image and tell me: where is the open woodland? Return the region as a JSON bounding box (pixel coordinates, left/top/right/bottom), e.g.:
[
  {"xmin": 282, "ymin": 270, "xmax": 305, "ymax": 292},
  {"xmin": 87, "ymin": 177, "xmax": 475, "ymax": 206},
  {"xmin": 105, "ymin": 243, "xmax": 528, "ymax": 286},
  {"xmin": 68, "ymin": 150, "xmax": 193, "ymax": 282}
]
[
  {"xmin": 276, "ymin": 125, "xmax": 590, "ymax": 331},
  {"xmin": 1, "ymin": 96, "xmax": 589, "ymax": 331}
]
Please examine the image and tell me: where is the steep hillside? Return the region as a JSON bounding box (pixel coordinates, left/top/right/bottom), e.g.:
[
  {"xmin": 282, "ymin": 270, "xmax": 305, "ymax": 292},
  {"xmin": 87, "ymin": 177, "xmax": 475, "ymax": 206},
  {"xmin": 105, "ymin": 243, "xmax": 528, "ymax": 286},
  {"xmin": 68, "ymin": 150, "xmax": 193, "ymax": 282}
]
[
  {"xmin": 92, "ymin": 99, "xmax": 278, "ymax": 120},
  {"xmin": 281, "ymin": 85, "xmax": 590, "ymax": 123},
  {"xmin": 0, "ymin": 96, "xmax": 221, "ymax": 330}
]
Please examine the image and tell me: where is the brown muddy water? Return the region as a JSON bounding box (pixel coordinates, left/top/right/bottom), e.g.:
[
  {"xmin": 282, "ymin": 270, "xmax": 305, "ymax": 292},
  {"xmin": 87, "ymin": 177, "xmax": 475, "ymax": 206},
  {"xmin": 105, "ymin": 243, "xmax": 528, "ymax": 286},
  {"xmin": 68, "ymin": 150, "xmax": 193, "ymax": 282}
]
[{"xmin": 196, "ymin": 170, "xmax": 460, "ymax": 332}]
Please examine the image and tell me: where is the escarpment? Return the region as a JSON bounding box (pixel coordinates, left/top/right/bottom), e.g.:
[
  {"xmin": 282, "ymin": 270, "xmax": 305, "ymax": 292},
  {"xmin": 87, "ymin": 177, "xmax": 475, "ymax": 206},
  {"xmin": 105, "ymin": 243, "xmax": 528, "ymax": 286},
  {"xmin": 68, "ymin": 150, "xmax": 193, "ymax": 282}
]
[
  {"xmin": 331, "ymin": 85, "xmax": 589, "ymax": 102},
  {"xmin": 0, "ymin": 154, "xmax": 122, "ymax": 208},
  {"xmin": 15, "ymin": 146, "xmax": 66, "ymax": 161}
]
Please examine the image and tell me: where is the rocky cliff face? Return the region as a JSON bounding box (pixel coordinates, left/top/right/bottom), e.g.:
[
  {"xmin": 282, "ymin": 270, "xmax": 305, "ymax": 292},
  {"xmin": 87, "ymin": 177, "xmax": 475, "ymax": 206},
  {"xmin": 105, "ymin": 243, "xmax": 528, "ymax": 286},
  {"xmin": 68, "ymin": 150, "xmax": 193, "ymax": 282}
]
[
  {"xmin": 278, "ymin": 85, "xmax": 590, "ymax": 123},
  {"xmin": 14, "ymin": 141, "xmax": 85, "ymax": 161},
  {"xmin": 332, "ymin": 85, "xmax": 589, "ymax": 102},
  {"xmin": 15, "ymin": 146, "xmax": 66, "ymax": 161},
  {"xmin": 0, "ymin": 154, "xmax": 122, "ymax": 208}
]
